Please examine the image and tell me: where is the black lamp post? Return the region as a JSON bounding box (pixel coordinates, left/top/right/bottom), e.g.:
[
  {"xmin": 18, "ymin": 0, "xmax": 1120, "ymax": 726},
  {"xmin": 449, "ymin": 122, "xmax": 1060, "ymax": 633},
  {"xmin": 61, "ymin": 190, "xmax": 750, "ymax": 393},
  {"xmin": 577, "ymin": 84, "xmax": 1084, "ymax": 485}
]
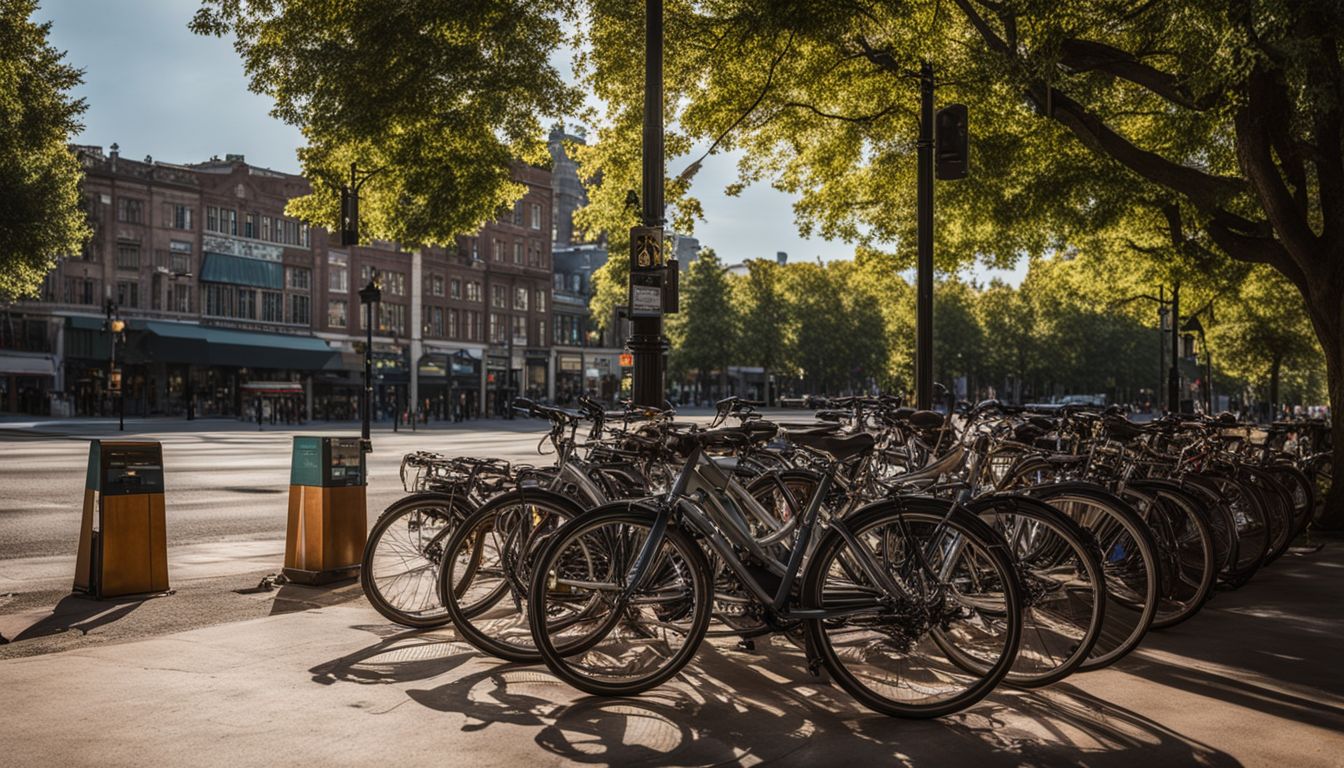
[
  {"xmin": 358, "ymin": 279, "xmax": 381, "ymax": 452},
  {"xmin": 104, "ymin": 299, "xmax": 126, "ymax": 431}
]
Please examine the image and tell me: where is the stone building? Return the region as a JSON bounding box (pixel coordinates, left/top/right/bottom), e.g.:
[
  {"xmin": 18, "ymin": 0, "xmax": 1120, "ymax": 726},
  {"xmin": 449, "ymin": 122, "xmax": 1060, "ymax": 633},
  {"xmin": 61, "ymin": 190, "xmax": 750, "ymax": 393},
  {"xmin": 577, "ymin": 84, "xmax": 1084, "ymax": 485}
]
[{"xmin": 0, "ymin": 145, "xmax": 553, "ymax": 419}]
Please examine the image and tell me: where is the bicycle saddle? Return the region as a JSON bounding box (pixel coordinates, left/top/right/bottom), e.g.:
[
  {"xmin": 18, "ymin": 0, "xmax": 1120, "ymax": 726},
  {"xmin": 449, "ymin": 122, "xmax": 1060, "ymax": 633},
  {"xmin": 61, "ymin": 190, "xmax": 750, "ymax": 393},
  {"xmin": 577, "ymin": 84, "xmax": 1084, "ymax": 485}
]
[{"xmin": 789, "ymin": 430, "xmax": 877, "ymax": 461}]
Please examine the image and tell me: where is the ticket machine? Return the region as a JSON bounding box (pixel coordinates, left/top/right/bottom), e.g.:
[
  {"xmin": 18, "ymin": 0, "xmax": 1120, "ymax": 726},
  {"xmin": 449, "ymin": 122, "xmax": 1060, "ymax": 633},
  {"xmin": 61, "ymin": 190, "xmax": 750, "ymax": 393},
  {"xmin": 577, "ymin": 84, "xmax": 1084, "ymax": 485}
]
[
  {"xmin": 283, "ymin": 436, "xmax": 367, "ymax": 585},
  {"xmin": 74, "ymin": 441, "xmax": 170, "ymax": 599}
]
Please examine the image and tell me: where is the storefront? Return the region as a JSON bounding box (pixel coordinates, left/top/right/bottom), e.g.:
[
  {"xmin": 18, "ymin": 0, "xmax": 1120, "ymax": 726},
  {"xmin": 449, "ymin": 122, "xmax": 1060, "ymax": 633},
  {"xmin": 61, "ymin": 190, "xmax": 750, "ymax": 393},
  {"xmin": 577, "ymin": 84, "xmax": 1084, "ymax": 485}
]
[
  {"xmin": 554, "ymin": 351, "xmax": 583, "ymax": 404},
  {"xmin": 524, "ymin": 349, "xmax": 549, "ymax": 401}
]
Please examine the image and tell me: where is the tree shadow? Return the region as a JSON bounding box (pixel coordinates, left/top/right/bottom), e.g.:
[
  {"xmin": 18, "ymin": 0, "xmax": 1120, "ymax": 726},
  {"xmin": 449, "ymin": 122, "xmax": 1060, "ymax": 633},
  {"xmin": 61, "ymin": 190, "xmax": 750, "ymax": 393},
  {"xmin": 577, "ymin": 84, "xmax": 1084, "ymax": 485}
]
[{"xmin": 7, "ymin": 593, "xmax": 143, "ymax": 643}]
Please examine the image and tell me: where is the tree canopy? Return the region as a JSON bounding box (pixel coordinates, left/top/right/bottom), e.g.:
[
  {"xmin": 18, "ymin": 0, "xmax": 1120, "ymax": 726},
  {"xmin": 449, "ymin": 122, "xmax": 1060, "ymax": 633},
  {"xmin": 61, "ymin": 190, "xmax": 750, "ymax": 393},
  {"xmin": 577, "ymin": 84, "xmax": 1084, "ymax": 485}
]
[
  {"xmin": 192, "ymin": 0, "xmax": 579, "ymax": 246},
  {"xmin": 0, "ymin": 0, "xmax": 88, "ymax": 299}
]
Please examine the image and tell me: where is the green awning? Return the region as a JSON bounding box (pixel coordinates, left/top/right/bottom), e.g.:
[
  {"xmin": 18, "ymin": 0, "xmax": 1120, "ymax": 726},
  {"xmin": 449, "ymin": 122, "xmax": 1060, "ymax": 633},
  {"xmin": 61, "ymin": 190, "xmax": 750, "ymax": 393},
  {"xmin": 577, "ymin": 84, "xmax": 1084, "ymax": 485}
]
[
  {"xmin": 200, "ymin": 252, "xmax": 284, "ymax": 289},
  {"xmin": 130, "ymin": 321, "xmax": 338, "ymax": 371}
]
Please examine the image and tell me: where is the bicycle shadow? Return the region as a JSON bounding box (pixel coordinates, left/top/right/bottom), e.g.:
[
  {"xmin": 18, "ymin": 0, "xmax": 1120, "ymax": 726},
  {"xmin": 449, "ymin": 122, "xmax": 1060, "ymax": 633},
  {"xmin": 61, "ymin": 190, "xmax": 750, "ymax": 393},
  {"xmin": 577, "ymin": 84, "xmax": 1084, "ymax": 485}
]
[
  {"xmin": 308, "ymin": 624, "xmax": 477, "ymax": 686},
  {"xmin": 398, "ymin": 638, "xmax": 1240, "ymax": 767}
]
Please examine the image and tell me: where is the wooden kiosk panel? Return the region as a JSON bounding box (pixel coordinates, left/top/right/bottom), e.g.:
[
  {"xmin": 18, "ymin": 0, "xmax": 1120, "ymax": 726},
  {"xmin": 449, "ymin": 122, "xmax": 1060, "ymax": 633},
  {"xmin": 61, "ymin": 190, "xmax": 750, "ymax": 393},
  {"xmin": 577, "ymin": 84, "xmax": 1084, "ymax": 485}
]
[
  {"xmin": 283, "ymin": 437, "xmax": 367, "ymax": 585},
  {"xmin": 73, "ymin": 441, "xmax": 169, "ymax": 599}
]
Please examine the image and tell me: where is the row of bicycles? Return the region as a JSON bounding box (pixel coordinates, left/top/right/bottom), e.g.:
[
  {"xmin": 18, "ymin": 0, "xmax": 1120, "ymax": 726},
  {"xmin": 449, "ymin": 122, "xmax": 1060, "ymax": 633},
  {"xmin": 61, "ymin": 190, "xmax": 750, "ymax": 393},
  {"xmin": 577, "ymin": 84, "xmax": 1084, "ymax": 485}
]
[{"xmin": 358, "ymin": 394, "xmax": 1333, "ymax": 718}]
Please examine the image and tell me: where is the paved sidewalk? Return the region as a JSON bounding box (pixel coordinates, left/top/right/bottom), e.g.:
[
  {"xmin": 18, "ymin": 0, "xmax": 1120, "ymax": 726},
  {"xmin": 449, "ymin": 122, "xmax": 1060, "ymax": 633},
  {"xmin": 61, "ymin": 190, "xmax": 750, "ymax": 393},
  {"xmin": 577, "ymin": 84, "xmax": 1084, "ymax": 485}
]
[{"xmin": 2, "ymin": 544, "xmax": 1342, "ymax": 767}]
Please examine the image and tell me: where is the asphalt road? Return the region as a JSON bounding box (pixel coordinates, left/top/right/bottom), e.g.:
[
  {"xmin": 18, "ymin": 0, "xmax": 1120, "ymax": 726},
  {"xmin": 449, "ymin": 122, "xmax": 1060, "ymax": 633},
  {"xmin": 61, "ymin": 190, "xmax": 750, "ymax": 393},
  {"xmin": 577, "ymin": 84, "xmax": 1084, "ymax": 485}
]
[{"xmin": 0, "ymin": 416, "xmax": 592, "ymax": 563}]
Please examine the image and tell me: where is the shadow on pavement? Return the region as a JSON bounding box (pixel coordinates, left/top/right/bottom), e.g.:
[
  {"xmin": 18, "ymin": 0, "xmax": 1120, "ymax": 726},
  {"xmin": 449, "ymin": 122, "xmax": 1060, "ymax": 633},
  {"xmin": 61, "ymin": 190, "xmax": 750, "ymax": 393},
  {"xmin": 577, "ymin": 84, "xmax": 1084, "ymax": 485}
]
[
  {"xmin": 8, "ymin": 594, "xmax": 145, "ymax": 642},
  {"xmin": 316, "ymin": 627, "xmax": 1239, "ymax": 767}
]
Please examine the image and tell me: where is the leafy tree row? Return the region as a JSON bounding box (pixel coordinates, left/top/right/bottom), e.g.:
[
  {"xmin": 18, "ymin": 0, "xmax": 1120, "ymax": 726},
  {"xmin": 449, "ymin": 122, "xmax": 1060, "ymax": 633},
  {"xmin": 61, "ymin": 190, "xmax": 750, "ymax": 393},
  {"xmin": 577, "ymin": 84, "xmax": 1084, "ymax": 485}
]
[{"xmin": 668, "ymin": 249, "xmax": 1325, "ymax": 412}]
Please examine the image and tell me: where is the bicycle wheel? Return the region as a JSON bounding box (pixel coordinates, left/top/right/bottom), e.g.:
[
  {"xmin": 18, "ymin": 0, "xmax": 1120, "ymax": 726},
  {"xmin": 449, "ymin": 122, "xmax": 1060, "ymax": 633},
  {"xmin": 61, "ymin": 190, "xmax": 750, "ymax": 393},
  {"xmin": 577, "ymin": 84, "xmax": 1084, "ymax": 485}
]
[
  {"xmin": 965, "ymin": 494, "xmax": 1105, "ymax": 688},
  {"xmin": 1198, "ymin": 471, "xmax": 1270, "ymax": 587},
  {"xmin": 440, "ymin": 489, "xmax": 587, "ymax": 663},
  {"xmin": 803, "ymin": 498, "xmax": 1022, "ymax": 718},
  {"xmin": 529, "ymin": 503, "xmax": 713, "ymax": 697},
  {"xmin": 1120, "ymin": 480, "xmax": 1216, "ymax": 629},
  {"xmin": 1243, "ymin": 466, "xmax": 1295, "ymax": 565},
  {"xmin": 1269, "ymin": 463, "xmax": 1315, "ymax": 540},
  {"xmin": 1028, "ymin": 483, "xmax": 1158, "ymax": 671},
  {"xmin": 361, "ymin": 492, "xmax": 474, "ymax": 628}
]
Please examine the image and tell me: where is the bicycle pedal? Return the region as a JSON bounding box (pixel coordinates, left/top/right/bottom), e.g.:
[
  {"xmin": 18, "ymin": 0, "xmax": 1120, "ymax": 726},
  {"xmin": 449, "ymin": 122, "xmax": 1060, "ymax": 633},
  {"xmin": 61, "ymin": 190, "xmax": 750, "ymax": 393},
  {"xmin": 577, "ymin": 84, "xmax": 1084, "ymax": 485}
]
[{"xmin": 736, "ymin": 638, "xmax": 756, "ymax": 652}]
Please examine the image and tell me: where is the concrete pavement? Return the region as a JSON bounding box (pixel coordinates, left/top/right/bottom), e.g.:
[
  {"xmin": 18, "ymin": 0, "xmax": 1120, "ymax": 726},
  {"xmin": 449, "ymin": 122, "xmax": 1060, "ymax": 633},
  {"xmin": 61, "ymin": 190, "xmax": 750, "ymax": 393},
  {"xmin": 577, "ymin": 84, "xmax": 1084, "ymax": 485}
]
[{"xmin": 2, "ymin": 541, "xmax": 1342, "ymax": 766}]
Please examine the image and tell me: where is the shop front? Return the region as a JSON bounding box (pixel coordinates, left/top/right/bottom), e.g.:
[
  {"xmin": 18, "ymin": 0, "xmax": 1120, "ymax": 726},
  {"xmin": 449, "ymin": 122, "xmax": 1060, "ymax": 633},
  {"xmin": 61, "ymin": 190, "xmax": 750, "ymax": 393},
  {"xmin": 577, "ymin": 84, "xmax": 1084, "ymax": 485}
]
[
  {"xmin": 524, "ymin": 349, "xmax": 549, "ymax": 401},
  {"xmin": 554, "ymin": 351, "xmax": 584, "ymax": 405}
]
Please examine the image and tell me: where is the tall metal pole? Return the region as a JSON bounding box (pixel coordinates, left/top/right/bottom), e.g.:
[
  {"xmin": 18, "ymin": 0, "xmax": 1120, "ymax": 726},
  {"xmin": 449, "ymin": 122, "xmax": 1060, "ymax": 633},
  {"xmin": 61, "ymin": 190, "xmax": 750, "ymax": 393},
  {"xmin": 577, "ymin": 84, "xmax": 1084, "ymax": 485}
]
[
  {"xmin": 1158, "ymin": 284, "xmax": 1165, "ymax": 412},
  {"xmin": 915, "ymin": 62, "xmax": 935, "ymax": 410},
  {"xmin": 1168, "ymin": 281, "xmax": 1181, "ymax": 413},
  {"xmin": 363, "ymin": 300, "xmax": 373, "ymax": 445},
  {"xmin": 629, "ymin": 0, "xmax": 666, "ymax": 407}
]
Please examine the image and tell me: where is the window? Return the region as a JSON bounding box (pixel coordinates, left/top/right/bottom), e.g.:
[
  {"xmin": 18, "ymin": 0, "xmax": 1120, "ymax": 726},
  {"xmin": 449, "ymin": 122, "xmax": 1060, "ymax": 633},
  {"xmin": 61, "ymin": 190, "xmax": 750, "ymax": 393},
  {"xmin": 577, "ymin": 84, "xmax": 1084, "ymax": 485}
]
[
  {"xmin": 513, "ymin": 242, "xmax": 523, "ymax": 264},
  {"xmin": 328, "ymin": 299, "xmax": 347, "ymax": 328},
  {"xmin": 535, "ymin": 290, "xmax": 546, "ymax": 313},
  {"xmin": 493, "ymin": 239, "xmax": 504, "ymax": 261},
  {"xmin": 261, "ymin": 216, "xmax": 272, "ymax": 242},
  {"xmin": 450, "ymin": 278, "xmax": 461, "ymax": 299},
  {"xmin": 512, "ymin": 315, "xmax": 527, "ymax": 344},
  {"xmin": 530, "ymin": 203, "xmax": 542, "ymax": 230},
  {"xmin": 468, "ymin": 311, "xmax": 481, "ymax": 341},
  {"xmin": 554, "ymin": 273, "xmax": 564, "ymax": 291},
  {"xmin": 448, "ymin": 309, "xmax": 460, "ymax": 338},
  {"xmin": 116, "ymin": 197, "xmax": 143, "ymax": 223},
  {"xmin": 328, "ymin": 253, "xmax": 349, "ymax": 292},
  {"xmin": 172, "ymin": 284, "xmax": 191, "ymax": 313},
  {"xmin": 237, "ymin": 288, "xmax": 257, "ymax": 320},
  {"xmin": 116, "ymin": 245, "xmax": 140, "ymax": 270},
  {"xmin": 378, "ymin": 302, "xmax": 405, "ymax": 334},
  {"xmin": 570, "ymin": 274, "xmax": 582, "ymax": 293},
  {"xmin": 471, "ymin": 239, "xmax": 479, "ymax": 261},
  {"xmin": 169, "ymin": 240, "xmax": 191, "ymax": 274},
  {"xmin": 538, "ymin": 320, "xmax": 546, "ymax": 345},
  {"xmin": 513, "ymin": 202, "xmax": 525, "ymax": 226},
  {"xmin": 466, "ymin": 281, "xmax": 481, "ymax": 302},
  {"xmin": 289, "ymin": 294, "xmax": 311, "ymax": 325},
  {"xmin": 261, "ymin": 291, "xmax": 284, "ymax": 323},
  {"xmin": 492, "ymin": 285, "xmax": 507, "ymax": 309},
  {"xmin": 553, "ymin": 316, "xmax": 563, "ymax": 345},
  {"xmin": 383, "ymin": 271, "xmax": 406, "ymax": 296},
  {"xmin": 489, "ymin": 313, "xmax": 504, "ymax": 343},
  {"xmin": 204, "ymin": 284, "xmax": 234, "ymax": 317},
  {"xmin": 207, "ymin": 206, "xmax": 237, "ymax": 235},
  {"xmin": 528, "ymin": 242, "xmax": 540, "ymax": 267},
  {"xmin": 429, "ymin": 275, "xmax": 444, "ymax": 296},
  {"xmin": 245, "ymin": 213, "xmax": 256, "ymax": 238},
  {"xmin": 286, "ymin": 266, "xmax": 311, "ymax": 291},
  {"xmin": 164, "ymin": 203, "xmax": 193, "ymax": 230},
  {"xmin": 425, "ymin": 306, "xmax": 444, "ymax": 337},
  {"xmin": 514, "ymin": 287, "xmax": 528, "ymax": 311},
  {"xmin": 116, "ymin": 281, "xmax": 138, "ymax": 309},
  {"xmin": 299, "ymin": 223, "xmax": 310, "ymax": 248}
]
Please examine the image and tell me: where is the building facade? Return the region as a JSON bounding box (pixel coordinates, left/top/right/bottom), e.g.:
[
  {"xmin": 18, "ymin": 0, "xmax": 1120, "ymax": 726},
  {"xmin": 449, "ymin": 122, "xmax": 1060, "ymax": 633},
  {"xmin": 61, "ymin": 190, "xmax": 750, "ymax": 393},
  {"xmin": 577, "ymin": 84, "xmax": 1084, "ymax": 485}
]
[{"xmin": 0, "ymin": 145, "xmax": 554, "ymax": 419}]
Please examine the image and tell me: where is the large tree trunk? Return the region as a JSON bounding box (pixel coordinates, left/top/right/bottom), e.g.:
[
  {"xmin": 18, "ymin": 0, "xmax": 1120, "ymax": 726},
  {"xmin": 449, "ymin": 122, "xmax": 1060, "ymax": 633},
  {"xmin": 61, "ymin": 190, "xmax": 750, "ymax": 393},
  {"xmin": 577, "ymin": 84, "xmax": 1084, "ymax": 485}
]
[{"xmin": 1305, "ymin": 289, "xmax": 1343, "ymax": 529}]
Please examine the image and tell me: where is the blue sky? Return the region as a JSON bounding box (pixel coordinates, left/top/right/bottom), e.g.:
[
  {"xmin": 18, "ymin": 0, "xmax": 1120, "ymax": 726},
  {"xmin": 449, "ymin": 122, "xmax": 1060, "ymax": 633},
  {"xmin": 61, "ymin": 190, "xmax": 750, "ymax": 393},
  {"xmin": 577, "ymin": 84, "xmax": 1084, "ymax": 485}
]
[{"xmin": 36, "ymin": 0, "xmax": 1024, "ymax": 284}]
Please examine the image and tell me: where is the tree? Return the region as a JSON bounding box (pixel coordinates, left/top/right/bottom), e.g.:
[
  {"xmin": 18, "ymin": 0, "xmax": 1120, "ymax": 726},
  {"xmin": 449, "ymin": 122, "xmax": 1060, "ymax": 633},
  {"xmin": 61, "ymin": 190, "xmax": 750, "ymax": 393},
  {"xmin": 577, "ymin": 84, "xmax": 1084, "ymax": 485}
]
[
  {"xmin": 575, "ymin": 1, "xmax": 1344, "ymax": 524},
  {"xmin": 978, "ymin": 279, "xmax": 1036, "ymax": 403},
  {"xmin": 666, "ymin": 249, "xmax": 737, "ymax": 401},
  {"xmin": 0, "ymin": 0, "xmax": 88, "ymax": 298},
  {"xmin": 734, "ymin": 258, "xmax": 789, "ymax": 403},
  {"xmin": 192, "ymin": 0, "xmax": 577, "ymax": 246}
]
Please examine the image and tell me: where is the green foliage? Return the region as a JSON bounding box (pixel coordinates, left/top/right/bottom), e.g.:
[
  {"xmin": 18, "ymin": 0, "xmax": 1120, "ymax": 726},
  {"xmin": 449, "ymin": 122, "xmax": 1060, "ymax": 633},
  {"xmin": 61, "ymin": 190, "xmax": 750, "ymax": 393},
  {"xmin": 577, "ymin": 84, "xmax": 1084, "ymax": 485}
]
[
  {"xmin": 192, "ymin": 0, "xmax": 579, "ymax": 246},
  {"xmin": 0, "ymin": 0, "xmax": 88, "ymax": 298},
  {"xmin": 667, "ymin": 249, "xmax": 738, "ymax": 385}
]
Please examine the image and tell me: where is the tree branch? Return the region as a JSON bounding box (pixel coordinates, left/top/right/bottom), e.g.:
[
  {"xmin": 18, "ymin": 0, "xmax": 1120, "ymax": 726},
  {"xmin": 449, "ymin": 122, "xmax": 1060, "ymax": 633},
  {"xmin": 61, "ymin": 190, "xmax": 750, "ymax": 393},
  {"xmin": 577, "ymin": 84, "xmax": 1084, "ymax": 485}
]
[{"xmin": 1057, "ymin": 39, "xmax": 1217, "ymax": 110}]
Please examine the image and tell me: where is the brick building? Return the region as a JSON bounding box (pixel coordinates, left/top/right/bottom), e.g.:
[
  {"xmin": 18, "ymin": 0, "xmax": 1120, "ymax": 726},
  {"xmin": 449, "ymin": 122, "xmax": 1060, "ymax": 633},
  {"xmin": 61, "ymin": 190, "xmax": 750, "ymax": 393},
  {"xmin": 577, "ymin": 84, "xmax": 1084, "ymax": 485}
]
[{"xmin": 0, "ymin": 144, "xmax": 553, "ymax": 419}]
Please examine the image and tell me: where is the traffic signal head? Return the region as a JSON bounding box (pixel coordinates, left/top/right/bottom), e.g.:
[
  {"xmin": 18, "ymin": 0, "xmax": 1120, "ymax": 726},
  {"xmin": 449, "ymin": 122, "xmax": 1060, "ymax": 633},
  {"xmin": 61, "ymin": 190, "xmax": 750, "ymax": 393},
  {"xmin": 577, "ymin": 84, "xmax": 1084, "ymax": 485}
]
[
  {"xmin": 340, "ymin": 186, "xmax": 359, "ymax": 247},
  {"xmin": 935, "ymin": 103, "xmax": 969, "ymax": 180}
]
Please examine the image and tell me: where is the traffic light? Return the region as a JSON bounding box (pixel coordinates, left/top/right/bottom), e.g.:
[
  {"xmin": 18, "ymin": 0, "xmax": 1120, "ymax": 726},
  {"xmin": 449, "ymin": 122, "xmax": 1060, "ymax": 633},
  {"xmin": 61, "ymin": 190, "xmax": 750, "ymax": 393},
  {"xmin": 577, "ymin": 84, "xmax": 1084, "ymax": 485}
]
[
  {"xmin": 935, "ymin": 103, "xmax": 969, "ymax": 180},
  {"xmin": 340, "ymin": 186, "xmax": 359, "ymax": 247}
]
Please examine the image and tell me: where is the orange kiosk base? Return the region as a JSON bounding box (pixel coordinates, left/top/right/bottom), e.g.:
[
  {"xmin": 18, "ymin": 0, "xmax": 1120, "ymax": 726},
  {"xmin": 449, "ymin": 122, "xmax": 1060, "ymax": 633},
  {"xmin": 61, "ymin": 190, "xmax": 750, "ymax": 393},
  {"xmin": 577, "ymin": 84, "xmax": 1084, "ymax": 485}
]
[
  {"xmin": 74, "ymin": 440, "xmax": 170, "ymax": 599},
  {"xmin": 283, "ymin": 436, "xmax": 367, "ymax": 585}
]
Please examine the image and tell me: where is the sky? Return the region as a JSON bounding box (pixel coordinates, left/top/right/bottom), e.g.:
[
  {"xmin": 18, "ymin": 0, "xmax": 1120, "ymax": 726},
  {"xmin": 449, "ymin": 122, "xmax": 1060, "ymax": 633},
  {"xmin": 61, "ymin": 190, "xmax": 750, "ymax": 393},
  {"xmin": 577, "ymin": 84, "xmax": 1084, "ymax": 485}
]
[{"xmin": 35, "ymin": 0, "xmax": 1024, "ymax": 285}]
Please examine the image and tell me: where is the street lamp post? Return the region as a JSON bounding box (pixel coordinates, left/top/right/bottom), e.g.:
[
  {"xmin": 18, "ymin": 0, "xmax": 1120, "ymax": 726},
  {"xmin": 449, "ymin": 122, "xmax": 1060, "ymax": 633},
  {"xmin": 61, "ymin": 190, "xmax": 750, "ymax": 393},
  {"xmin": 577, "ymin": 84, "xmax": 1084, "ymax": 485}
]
[
  {"xmin": 627, "ymin": 0, "xmax": 667, "ymax": 408},
  {"xmin": 358, "ymin": 279, "xmax": 381, "ymax": 452},
  {"xmin": 104, "ymin": 299, "xmax": 125, "ymax": 431}
]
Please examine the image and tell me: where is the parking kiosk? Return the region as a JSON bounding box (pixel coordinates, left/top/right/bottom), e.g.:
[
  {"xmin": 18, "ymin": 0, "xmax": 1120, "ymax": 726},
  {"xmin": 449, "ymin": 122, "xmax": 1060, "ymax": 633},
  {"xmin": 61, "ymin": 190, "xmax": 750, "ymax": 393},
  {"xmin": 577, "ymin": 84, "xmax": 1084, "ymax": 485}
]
[
  {"xmin": 74, "ymin": 440, "xmax": 169, "ymax": 599},
  {"xmin": 283, "ymin": 436, "xmax": 367, "ymax": 585}
]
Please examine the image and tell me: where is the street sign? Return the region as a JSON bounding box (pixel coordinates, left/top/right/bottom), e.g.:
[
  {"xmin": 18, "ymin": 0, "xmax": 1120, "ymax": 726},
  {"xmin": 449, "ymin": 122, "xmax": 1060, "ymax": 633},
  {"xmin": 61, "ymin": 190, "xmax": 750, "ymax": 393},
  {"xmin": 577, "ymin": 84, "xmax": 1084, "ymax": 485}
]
[{"xmin": 629, "ymin": 225, "xmax": 665, "ymax": 318}]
